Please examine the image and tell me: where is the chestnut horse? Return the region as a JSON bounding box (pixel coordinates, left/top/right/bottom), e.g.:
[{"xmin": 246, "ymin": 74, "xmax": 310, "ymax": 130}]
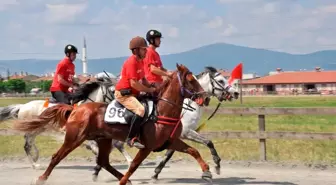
[{"xmin": 13, "ymin": 64, "xmax": 212, "ymax": 185}]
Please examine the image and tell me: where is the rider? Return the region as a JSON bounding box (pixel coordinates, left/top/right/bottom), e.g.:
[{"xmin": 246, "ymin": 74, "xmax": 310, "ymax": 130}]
[
  {"xmin": 114, "ymin": 36, "xmax": 156, "ymax": 149},
  {"xmin": 144, "ymin": 29, "xmax": 172, "ymax": 87},
  {"xmin": 49, "ymin": 44, "xmax": 78, "ymax": 105}
]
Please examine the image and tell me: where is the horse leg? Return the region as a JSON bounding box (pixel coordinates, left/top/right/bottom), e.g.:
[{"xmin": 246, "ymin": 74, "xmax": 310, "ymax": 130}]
[
  {"xmin": 94, "ymin": 139, "xmax": 125, "ymax": 182},
  {"xmin": 33, "ymin": 126, "xmax": 86, "ymax": 185},
  {"xmin": 92, "ymin": 140, "xmax": 114, "ymax": 181},
  {"xmin": 184, "ymin": 129, "xmax": 221, "ymax": 174},
  {"xmin": 24, "ymin": 132, "xmax": 43, "ymax": 170},
  {"xmin": 151, "ymin": 149, "xmax": 175, "ymax": 180},
  {"xmin": 120, "ymin": 149, "xmax": 151, "ymax": 185},
  {"xmin": 114, "ymin": 140, "xmax": 133, "ymax": 166},
  {"xmin": 82, "ymin": 140, "xmax": 99, "ymax": 155},
  {"xmin": 168, "ymin": 139, "xmax": 212, "ymax": 183}
]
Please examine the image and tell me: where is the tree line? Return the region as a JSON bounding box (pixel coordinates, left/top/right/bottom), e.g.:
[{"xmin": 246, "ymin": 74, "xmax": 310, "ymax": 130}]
[{"xmin": 0, "ymin": 79, "xmax": 52, "ymax": 93}]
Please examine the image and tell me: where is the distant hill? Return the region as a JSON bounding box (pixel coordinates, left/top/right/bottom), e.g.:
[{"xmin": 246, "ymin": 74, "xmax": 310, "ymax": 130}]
[{"xmin": 1, "ymin": 43, "xmax": 336, "ymax": 77}]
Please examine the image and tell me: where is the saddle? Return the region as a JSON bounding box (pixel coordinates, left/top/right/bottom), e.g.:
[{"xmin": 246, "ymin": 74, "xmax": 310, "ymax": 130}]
[
  {"xmin": 43, "ymin": 96, "xmax": 75, "ymax": 108},
  {"xmin": 104, "ymin": 97, "xmax": 157, "ymax": 125}
]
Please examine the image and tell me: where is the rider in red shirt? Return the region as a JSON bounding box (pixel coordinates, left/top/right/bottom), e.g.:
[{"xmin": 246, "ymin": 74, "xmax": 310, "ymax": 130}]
[
  {"xmin": 144, "ymin": 30, "xmax": 172, "ymax": 87},
  {"xmin": 115, "ymin": 36, "xmax": 156, "ymax": 149},
  {"xmin": 49, "ymin": 44, "xmax": 78, "ymax": 104}
]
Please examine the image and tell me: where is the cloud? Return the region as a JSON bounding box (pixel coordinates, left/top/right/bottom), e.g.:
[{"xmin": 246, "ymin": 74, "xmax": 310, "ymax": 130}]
[
  {"xmin": 222, "ymin": 24, "xmax": 238, "ymax": 36},
  {"xmin": 0, "ymin": 0, "xmax": 336, "ymax": 60},
  {"xmin": 44, "ymin": 2, "xmax": 88, "ymax": 23},
  {"xmin": 167, "ymin": 27, "xmax": 179, "ymax": 38},
  {"xmin": 217, "ymin": 0, "xmax": 260, "ymax": 4},
  {"xmin": 314, "ymin": 5, "xmax": 336, "ymax": 14},
  {"xmin": 205, "ymin": 16, "xmax": 223, "ymax": 29},
  {"xmin": 0, "ymin": 0, "xmax": 19, "ymax": 11}
]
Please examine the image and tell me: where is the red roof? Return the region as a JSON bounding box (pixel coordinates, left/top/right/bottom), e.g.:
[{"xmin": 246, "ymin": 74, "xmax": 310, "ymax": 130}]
[
  {"xmin": 218, "ymin": 69, "xmax": 231, "ymax": 77},
  {"xmin": 32, "ymin": 76, "xmax": 53, "ymax": 81},
  {"xmin": 242, "ymin": 71, "xmax": 336, "ymax": 85}
]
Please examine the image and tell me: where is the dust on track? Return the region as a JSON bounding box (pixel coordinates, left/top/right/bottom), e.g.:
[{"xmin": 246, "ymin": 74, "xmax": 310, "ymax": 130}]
[{"xmin": 0, "ymin": 159, "xmax": 335, "ymax": 185}]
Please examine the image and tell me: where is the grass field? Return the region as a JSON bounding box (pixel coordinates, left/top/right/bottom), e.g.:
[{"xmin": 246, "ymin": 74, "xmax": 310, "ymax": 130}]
[{"xmin": 0, "ymin": 96, "xmax": 336, "ymax": 164}]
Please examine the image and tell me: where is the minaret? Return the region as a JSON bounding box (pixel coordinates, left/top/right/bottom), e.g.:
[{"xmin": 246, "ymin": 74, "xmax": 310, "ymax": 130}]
[{"xmin": 82, "ymin": 37, "xmax": 88, "ymax": 76}]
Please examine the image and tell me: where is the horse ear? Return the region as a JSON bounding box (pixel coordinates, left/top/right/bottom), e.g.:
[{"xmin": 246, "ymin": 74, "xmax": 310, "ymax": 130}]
[{"xmin": 176, "ymin": 63, "xmax": 181, "ymax": 71}]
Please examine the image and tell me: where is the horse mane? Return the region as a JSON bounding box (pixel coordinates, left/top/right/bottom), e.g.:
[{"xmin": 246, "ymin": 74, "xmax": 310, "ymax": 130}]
[
  {"xmin": 71, "ymin": 81, "xmax": 103, "ymax": 104},
  {"xmin": 196, "ymin": 66, "xmax": 218, "ymax": 78},
  {"xmin": 156, "ymin": 77, "xmax": 172, "ymax": 97}
]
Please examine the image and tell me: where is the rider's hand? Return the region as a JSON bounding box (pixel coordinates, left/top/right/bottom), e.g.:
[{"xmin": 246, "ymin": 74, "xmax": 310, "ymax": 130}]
[
  {"xmin": 166, "ymin": 71, "xmax": 173, "ymax": 78},
  {"xmin": 149, "ymin": 87, "xmax": 156, "ymax": 93}
]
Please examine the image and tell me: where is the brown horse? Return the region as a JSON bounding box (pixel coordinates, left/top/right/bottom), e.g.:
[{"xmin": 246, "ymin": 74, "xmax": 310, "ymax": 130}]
[{"xmin": 13, "ymin": 64, "xmax": 213, "ymax": 185}]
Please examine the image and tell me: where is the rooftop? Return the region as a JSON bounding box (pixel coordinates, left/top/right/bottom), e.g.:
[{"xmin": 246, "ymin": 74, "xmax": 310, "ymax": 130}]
[{"xmin": 242, "ymin": 70, "xmax": 336, "ymax": 85}]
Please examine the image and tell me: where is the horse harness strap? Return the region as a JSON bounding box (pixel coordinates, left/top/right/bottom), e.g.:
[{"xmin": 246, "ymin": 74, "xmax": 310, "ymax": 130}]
[
  {"xmin": 157, "ymin": 115, "xmax": 183, "ymax": 139},
  {"xmin": 157, "ymin": 116, "xmax": 180, "ymax": 126},
  {"xmin": 209, "ymin": 74, "xmax": 232, "ymax": 100}
]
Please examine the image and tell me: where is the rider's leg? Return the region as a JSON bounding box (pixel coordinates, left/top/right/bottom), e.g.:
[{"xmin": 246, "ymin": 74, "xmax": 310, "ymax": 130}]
[
  {"xmin": 114, "ymin": 90, "xmax": 145, "ymax": 149},
  {"xmin": 51, "ymin": 91, "xmax": 70, "ymax": 105}
]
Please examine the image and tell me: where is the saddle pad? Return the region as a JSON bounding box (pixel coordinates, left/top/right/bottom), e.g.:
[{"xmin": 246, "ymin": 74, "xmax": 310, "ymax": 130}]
[{"xmin": 104, "ymin": 100, "xmax": 127, "ymax": 124}]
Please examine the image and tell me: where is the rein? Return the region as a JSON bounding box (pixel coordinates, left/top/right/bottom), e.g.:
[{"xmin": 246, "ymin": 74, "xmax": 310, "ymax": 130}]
[{"xmin": 156, "ymin": 71, "xmax": 205, "ymax": 139}]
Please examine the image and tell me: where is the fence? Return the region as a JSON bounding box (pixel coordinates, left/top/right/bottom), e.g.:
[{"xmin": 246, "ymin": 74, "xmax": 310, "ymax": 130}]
[
  {"xmin": 1, "ymin": 106, "xmax": 336, "ymax": 161},
  {"xmin": 201, "ymin": 107, "xmax": 336, "ymax": 161}
]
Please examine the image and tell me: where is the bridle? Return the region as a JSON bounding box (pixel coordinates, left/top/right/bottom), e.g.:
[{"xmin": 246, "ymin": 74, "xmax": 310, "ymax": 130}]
[
  {"xmin": 157, "ymin": 71, "xmax": 207, "ymax": 111},
  {"xmin": 208, "ymin": 72, "xmax": 233, "ymax": 101}
]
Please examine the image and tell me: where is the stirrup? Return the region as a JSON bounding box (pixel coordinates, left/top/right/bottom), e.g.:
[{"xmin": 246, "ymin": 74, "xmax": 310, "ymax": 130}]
[{"xmin": 127, "ymin": 137, "xmax": 145, "ymax": 149}]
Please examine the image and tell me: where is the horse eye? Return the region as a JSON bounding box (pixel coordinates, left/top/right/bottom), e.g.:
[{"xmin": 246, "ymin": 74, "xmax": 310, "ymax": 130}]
[{"xmin": 218, "ymin": 80, "xmax": 224, "ymax": 83}]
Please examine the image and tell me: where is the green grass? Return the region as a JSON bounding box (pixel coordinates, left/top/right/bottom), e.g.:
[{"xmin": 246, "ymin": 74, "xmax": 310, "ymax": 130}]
[
  {"xmin": 1, "ymin": 96, "xmax": 336, "ymax": 164},
  {"xmin": 0, "ymin": 97, "xmax": 43, "ymax": 106},
  {"xmin": 209, "ymin": 96, "xmax": 336, "ymax": 107}
]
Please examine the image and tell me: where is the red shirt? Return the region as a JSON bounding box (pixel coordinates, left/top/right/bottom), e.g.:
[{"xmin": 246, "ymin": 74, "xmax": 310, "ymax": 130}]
[
  {"xmin": 143, "ymin": 47, "xmax": 163, "ymax": 83},
  {"xmin": 50, "ymin": 57, "xmax": 75, "ymax": 92},
  {"xmin": 115, "ymin": 55, "xmax": 144, "ymax": 95}
]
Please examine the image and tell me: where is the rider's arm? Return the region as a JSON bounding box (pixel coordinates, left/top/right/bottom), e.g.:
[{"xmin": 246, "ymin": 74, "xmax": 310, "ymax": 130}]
[
  {"xmin": 141, "ymin": 77, "xmax": 151, "ymax": 87},
  {"xmin": 130, "ymin": 79, "xmax": 154, "ymax": 92},
  {"xmin": 150, "ymin": 65, "xmax": 170, "ymax": 77},
  {"xmin": 57, "ymin": 75, "xmax": 73, "ymax": 87}
]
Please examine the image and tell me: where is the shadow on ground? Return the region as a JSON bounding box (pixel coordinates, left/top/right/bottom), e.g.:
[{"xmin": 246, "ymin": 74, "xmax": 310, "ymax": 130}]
[
  {"xmin": 136, "ymin": 177, "xmax": 297, "ymax": 185},
  {"xmin": 55, "ymin": 164, "xmax": 129, "ymax": 170},
  {"xmin": 104, "ymin": 177, "xmax": 297, "ymax": 185}
]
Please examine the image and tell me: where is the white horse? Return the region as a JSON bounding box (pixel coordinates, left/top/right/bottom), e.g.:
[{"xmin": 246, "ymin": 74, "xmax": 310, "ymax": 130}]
[
  {"xmin": 0, "ymin": 77, "xmax": 133, "ymax": 169},
  {"xmin": 91, "ymin": 66, "xmax": 240, "ymax": 181}
]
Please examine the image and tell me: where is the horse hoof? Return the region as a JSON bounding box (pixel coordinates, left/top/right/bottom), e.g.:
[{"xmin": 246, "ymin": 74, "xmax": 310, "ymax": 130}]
[
  {"xmin": 31, "ymin": 177, "xmax": 45, "ymax": 185},
  {"xmin": 215, "ymin": 166, "xmax": 221, "ymax": 175},
  {"xmin": 202, "ymin": 171, "xmax": 213, "ymax": 183},
  {"xmin": 151, "ymin": 174, "xmax": 158, "ymax": 180},
  {"xmin": 92, "ymin": 174, "xmax": 98, "ymax": 182},
  {"xmin": 33, "ymin": 164, "xmax": 45, "ymax": 170}
]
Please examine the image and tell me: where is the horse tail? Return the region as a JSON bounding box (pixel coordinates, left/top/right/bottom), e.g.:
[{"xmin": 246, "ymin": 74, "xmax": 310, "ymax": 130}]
[
  {"xmin": 12, "ymin": 104, "xmax": 74, "ymax": 133},
  {"xmin": 0, "ymin": 104, "xmax": 22, "ymax": 122}
]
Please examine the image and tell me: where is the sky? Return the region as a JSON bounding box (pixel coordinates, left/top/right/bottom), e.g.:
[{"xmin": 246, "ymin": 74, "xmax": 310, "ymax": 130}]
[{"xmin": 0, "ymin": 0, "xmax": 336, "ymax": 60}]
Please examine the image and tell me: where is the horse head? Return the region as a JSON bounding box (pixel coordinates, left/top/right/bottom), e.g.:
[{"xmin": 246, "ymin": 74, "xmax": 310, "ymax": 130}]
[
  {"xmin": 197, "ymin": 66, "xmax": 239, "ymax": 103},
  {"xmin": 157, "ymin": 63, "xmax": 208, "ymax": 107}
]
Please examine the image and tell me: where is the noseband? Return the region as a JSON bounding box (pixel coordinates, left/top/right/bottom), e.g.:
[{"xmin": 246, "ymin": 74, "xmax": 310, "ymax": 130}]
[
  {"xmin": 209, "ymin": 73, "xmax": 232, "ymax": 100},
  {"xmin": 158, "ymin": 71, "xmax": 206, "ymax": 111}
]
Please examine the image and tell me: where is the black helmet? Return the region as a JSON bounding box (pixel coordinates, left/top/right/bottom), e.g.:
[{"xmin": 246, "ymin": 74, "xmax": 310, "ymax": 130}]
[
  {"xmin": 64, "ymin": 44, "xmax": 78, "ymax": 54},
  {"xmin": 146, "ymin": 30, "xmax": 162, "ymax": 44}
]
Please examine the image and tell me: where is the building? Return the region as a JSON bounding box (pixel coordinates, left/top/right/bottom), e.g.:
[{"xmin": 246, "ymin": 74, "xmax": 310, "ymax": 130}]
[
  {"xmin": 242, "ymin": 67, "xmax": 336, "ymax": 95},
  {"xmin": 7, "ymin": 71, "xmax": 39, "ymax": 81}
]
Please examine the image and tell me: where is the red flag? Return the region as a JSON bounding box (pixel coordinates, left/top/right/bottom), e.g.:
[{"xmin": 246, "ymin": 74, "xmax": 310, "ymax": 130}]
[{"xmin": 228, "ymin": 63, "xmax": 243, "ymax": 84}]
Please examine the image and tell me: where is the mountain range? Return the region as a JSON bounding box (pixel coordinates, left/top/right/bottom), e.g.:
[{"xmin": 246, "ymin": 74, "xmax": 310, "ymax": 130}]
[{"xmin": 1, "ymin": 43, "xmax": 336, "ymax": 77}]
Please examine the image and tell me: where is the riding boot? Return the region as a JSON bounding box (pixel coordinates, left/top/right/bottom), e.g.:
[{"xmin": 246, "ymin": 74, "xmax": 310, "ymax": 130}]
[{"xmin": 126, "ymin": 114, "xmax": 145, "ymax": 149}]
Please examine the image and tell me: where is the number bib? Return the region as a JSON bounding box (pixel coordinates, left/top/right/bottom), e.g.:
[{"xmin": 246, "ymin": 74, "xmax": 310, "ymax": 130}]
[{"xmin": 104, "ymin": 100, "xmax": 128, "ymax": 124}]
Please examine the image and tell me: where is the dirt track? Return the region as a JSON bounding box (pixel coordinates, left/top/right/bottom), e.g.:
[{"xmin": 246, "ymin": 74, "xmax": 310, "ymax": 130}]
[{"xmin": 0, "ymin": 159, "xmax": 335, "ymax": 185}]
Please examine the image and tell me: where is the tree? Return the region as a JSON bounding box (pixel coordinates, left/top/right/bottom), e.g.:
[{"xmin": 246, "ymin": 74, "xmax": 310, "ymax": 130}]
[
  {"xmin": 41, "ymin": 80, "xmax": 52, "ymax": 92},
  {"xmin": 6, "ymin": 79, "xmax": 26, "ymax": 93},
  {"xmin": 0, "ymin": 81, "xmax": 5, "ymax": 93}
]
